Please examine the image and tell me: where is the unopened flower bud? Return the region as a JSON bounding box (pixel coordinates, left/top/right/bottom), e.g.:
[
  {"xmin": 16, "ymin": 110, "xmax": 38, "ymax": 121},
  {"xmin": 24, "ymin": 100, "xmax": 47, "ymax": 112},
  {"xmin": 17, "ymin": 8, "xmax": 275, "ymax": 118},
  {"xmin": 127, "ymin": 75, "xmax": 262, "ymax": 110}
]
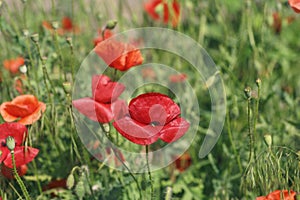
[
  {"xmin": 103, "ymin": 123, "xmax": 110, "ymax": 133},
  {"xmin": 75, "ymin": 181, "xmax": 85, "ymax": 199},
  {"xmin": 105, "ymin": 20, "xmax": 117, "ymax": 30},
  {"xmin": 22, "ymin": 29, "xmax": 29, "ymax": 37},
  {"xmin": 66, "ymin": 173, "xmax": 75, "ymax": 189},
  {"xmin": 30, "ymin": 33, "xmax": 39, "ymax": 43},
  {"xmin": 19, "ymin": 65, "xmax": 27, "ymax": 74},
  {"xmin": 244, "ymin": 87, "xmax": 252, "ymax": 100},
  {"xmin": 264, "ymin": 134, "xmax": 272, "ymax": 147},
  {"xmin": 52, "ymin": 21, "xmax": 59, "ymax": 29},
  {"xmin": 256, "ymin": 78, "xmax": 261, "ymax": 88},
  {"xmin": 63, "ymin": 82, "xmax": 72, "ymax": 94},
  {"xmin": 6, "ymin": 136, "xmax": 15, "ymax": 151},
  {"xmin": 66, "ymin": 37, "xmax": 73, "ymax": 45}
]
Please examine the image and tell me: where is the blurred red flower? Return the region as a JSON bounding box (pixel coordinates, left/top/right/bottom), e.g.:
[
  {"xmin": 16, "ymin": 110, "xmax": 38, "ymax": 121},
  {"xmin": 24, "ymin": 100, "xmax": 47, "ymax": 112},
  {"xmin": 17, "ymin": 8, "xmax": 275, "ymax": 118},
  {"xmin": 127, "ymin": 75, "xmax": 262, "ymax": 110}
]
[
  {"xmin": 256, "ymin": 190, "xmax": 296, "ymax": 200},
  {"xmin": 3, "ymin": 57, "xmax": 25, "ymax": 74},
  {"xmin": 0, "ymin": 122, "xmax": 39, "ymax": 168},
  {"xmin": 289, "ymin": 0, "xmax": 300, "ymax": 13},
  {"xmin": 174, "ymin": 152, "xmax": 192, "ymax": 172},
  {"xmin": 42, "ymin": 16, "xmax": 79, "ymax": 35},
  {"xmin": 142, "ymin": 68, "xmax": 156, "ymax": 80},
  {"xmin": 169, "ymin": 73, "xmax": 187, "ymax": 83},
  {"xmin": 144, "ymin": 0, "xmax": 180, "ymax": 27},
  {"xmin": 1, "ymin": 164, "xmax": 28, "ymax": 179},
  {"xmin": 113, "ymin": 93, "xmax": 190, "ymax": 145},
  {"xmin": 94, "ymin": 39, "xmax": 143, "ymax": 71},
  {"xmin": 72, "ymin": 75, "xmax": 126, "ymax": 123},
  {"xmin": 14, "ymin": 75, "xmax": 27, "ymax": 94},
  {"xmin": 272, "ymin": 12, "xmax": 282, "ymax": 34},
  {"xmin": 93, "ymin": 29, "xmax": 113, "ymax": 47},
  {"xmin": 0, "ymin": 95, "xmax": 46, "ymax": 125}
]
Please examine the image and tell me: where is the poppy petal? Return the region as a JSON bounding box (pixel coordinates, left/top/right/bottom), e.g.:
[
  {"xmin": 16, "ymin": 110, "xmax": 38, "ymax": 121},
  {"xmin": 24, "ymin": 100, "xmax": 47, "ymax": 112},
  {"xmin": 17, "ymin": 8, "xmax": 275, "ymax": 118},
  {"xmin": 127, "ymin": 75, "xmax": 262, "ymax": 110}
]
[
  {"xmin": 0, "ymin": 103, "xmax": 19, "ymax": 122},
  {"xmin": 92, "ymin": 75, "xmax": 125, "ymax": 103},
  {"xmin": 0, "ymin": 147, "xmax": 10, "ymax": 163},
  {"xmin": 289, "ymin": 0, "xmax": 300, "ymax": 13},
  {"xmin": 129, "ymin": 93, "xmax": 180, "ymax": 125},
  {"xmin": 0, "ymin": 122, "xmax": 28, "ymax": 146},
  {"xmin": 18, "ymin": 102, "xmax": 46, "ymax": 125},
  {"xmin": 144, "ymin": 0, "xmax": 162, "ymax": 20},
  {"xmin": 73, "ymin": 98, "xmax": 114, "ymax": 123},
  {"xmin": 113, "ymin": 116, "xmax": 162, "ymax": 145},
  {"xmin": 1, "ymin": 164, "xmax": 28, "ymax": 179},
  {"xmin": 4, "ymin": 146, "xmax": 39, "ymax": 168},
  {"xmin": 112, "ymin": 100, "xmax": 129, "ymax": 120},
  {"xmin": 159, "ymin": 117, "xmax": 190, "ymax": 143}
]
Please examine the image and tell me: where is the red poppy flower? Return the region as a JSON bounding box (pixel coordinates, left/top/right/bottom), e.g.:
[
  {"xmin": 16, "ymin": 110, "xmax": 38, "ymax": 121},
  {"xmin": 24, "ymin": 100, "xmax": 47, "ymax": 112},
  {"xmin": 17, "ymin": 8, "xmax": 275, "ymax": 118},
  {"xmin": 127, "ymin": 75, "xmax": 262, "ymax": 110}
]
[
  {"xmin": 93, "ymin": 29, "xmax": 113, "ymax": 47},
  {"xmin": 94, "ymin": 39, "xmax": 144, "ymax": 71},
  {"xmin": 14, "ymin": 75, "xmax": 27, "ymax": 94},
  {"xmin": 113, "ymin": 93, "xmax": 190, "ymax": 145},
  {"xmin": 1, "ymin": 164, "xmax": 28, "ymax": 179},
  {"xmin": 272, "ymin": 12, "xmax": 282, "ymax": 34},
  {"xmin": 3, "ymin": 57, "xmax": 25, "ymax": 74},
  {"xmin": 169, "ymin": 73, "xmax": 187, "ymax": 83},
  {"xmin": 256, "ymin": 190, "xmax": 296, "ymax": 200},
  {"xmin": 0, "ymin": 95, "xmax": 46, "ymax": 125},
  {"xmin": 72, "ymin": 75, "xmax": 126, "ymax": 123},
  {"xmin": 144, "ymin": 0, "xmax": 180, "ymax": 27},
  {"xmin": 289, "ymin": 0, "xmax": 300, "ymax": 13},
  {"xmin": 174, "ymin": 152, "xmax": 192, "ymax": 172},
  {"xmin": 0, "ymin": 122, "xmax": 39, "ymax": 168}
]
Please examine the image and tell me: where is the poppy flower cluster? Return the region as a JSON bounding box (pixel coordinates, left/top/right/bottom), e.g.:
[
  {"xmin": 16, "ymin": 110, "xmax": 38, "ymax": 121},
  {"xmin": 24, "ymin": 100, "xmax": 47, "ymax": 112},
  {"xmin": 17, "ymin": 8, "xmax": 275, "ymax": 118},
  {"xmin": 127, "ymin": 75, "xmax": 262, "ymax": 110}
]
[
  {"xmin": 0, "ymin": 95, "xmax": 46, "ymax": 125},
  {"xmin": 72, "ymin": 75, "xmax": 126, "ymax": 123},
  {"xmin": 256, "ymin": 190, "xmax": 296, "ymax": 200},
  {"xmin": 144, "ymin": 0, "xmax": 180, "ymax": 27},
  {"xmin": 113, "ymin": 93, "xmax": 190, "ymax": 145},
  {"xmin": 94, "ymin": 39, "xmax": 144, "ymax": 71},
  {"xmin": 0, "ymin": 122, "xmax": 39, "ymax": 169}
]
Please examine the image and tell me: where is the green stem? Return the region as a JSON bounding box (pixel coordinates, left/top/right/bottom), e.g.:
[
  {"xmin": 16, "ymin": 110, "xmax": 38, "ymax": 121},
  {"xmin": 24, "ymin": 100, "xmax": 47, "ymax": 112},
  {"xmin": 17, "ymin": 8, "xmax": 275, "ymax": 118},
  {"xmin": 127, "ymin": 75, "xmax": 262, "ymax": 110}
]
[
  {"xmin": 253, "ymin": 83, "xmax": 260, "ymax": 159},
  {"xmin": 226, "ymin": 111, "xmax": 242, "ymax": 173},
  {"xmin": 247, "ymin": 99, "xmax": 254, "ymax": 164},
  {"xmin": 146, "ymin": 145, "xmax": 153, "ymax": 199},
  {"xmin": 11, "ymin": 151, "xmax": 31, "ymax": 200}
]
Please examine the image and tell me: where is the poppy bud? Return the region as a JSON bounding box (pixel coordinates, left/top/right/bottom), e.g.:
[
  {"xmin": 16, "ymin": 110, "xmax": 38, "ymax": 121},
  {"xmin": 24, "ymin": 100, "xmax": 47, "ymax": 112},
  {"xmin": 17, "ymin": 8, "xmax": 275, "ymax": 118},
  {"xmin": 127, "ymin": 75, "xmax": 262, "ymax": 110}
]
[
  {"xmin": 6, "ymin": 136, "xmax": 15, "ymax": 151},
  {"xmin": 66, "ymin": 173, "xmax": 75, "ymax": 189},
  {"xmin": 51, "ymin": 21, "xmax": 59, "ymax": 30},
  {"xmin": 256, "ymin": 78, "xmax": 261, "ymax": 88},
  {"xmin": 19, "ymin": 65, "xmax": 27, "ymax": 74},
  {"xmin": 264, "ymin": 134, "xmax": 272, "ymax": 147},
  {"xmin": 102, "ymin": 123, "xmax": 110, "ymax": 133},
  {"xmin": 75, "ymin": 180, "xmax": 85, "ymax": 199},
  {"xmin": 244, "ymin": 87, "xmax": 252, "ymax": 100},
  {"xmin": 105, "ymin": 20, "xmax": 117, "ymax": 30},
  {"xmin": 66, "ymin": 37, "xmax": 73, "ymax": 45},
  {"xmin": 22, "ymin": 29, "xmax": 29, "ymax": 37},
  {"xmin": 63, "ymin": 82, "xmax": 72, "ymax": 94},
  {"xmin": 30, "ymin": 33, "xmax": 39, "ymax": 43},
  {"xmin": 165, "ymin": 187, "xmax": 173, "ymax": 200}
]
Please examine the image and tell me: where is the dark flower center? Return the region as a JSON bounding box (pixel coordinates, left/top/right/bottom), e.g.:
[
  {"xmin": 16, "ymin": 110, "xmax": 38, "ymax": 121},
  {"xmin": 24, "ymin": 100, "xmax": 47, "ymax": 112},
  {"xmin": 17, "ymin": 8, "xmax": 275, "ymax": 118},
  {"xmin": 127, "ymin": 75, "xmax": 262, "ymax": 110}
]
[
  {"xmin": 1, "ymin": 141, "xmax": 6, "ymax": 147},
  {"xmin": 150, "ymin": 121, "xmax": 160, "ymax": 127}
]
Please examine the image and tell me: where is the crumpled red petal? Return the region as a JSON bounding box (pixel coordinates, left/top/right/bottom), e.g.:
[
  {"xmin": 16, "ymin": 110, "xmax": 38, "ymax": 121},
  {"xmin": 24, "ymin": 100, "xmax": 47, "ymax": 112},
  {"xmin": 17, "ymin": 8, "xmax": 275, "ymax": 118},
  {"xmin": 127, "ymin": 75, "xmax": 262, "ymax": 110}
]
[
  {"xmin": 129, "ymin": 93, "xmax": 180, "ymax": 125},
  {"xmin": 1, "ymin": 164, "xmax": 28, "ymax": 179},
  {"xmin": 112, "ymin": 100, "xmax": 129, "ymax": 120},
  {"xmin": 159, "ymin": 117, "xmax": 190, "ymax": 143},
  {"xmin": 92, "ymin": 75, "xmax": 125, "ymax": 103},
  {"xmin": 0, "ymin": 146, "xmax": 10, "ymax": 163},
  {"xmin": 144, "ymin": 0, "xmax": 162, "ymax": 20},
  {"xmin": 94, "ymin": 39, "xmax": 143, "ymax": 71},
  {"xmin": 113, "ymin": 116, "xmax": 163, "ymax": 145},
  {"xmin": 4, "ymin": 146, "xmax": 39, "ymax": 168},
  {"xmin": 0, "ymin": 122, "xmax": 28, "ymax": 146},
  {"xmin": 72, "ymin": 98, "xmax": 113, "ymax": 123},
  {"xmin": 289, "ymin": 0, "xmax": 300, "ymax": 13}
]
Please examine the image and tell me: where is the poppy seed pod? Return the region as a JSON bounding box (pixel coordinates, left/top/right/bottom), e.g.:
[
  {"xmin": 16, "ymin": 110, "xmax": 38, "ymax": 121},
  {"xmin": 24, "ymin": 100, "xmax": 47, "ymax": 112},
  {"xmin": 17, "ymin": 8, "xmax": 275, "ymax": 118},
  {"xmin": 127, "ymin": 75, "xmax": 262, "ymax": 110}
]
[{"xmin": 6, "ymin": 136, "xmax": 15, "ymax": 151}]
